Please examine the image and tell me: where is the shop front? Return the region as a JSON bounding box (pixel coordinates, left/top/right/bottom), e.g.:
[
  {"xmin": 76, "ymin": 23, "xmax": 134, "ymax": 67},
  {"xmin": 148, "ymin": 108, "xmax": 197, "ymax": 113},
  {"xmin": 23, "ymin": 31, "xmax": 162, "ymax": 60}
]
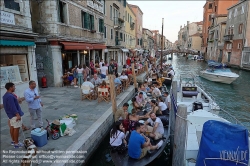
[{"xmin": 0, "ymin": 40, "xmax": 38, "ymax": 103}]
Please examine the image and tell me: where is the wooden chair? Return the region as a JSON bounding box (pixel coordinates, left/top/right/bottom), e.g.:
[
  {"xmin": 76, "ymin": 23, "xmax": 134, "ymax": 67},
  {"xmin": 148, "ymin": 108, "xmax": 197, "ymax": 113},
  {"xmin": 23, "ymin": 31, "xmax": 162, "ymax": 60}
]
[
  {"xmin": 125, "ymin": 79, "xmax": 130, "ymax": 89},
  {"xmin": 97, "ymin": 88, "xmax": 110, "ymax": 103},
  {"xmin": 81, "ymin": 86, "xmax": 94, "ymax": 101}
]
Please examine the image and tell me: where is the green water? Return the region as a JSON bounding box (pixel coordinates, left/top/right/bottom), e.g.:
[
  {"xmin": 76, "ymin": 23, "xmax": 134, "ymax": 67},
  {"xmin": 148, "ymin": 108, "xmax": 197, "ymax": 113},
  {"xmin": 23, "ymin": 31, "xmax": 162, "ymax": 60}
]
[{"xmin": 86, "ymin": 55, "xmax": 250, "ymax": 166}]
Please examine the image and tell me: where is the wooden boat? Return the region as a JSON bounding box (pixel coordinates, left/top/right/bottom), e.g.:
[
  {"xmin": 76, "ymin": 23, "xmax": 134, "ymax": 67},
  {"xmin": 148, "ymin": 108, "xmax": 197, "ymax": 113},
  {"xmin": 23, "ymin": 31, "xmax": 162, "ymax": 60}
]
[
  {"xmin": 110, "ymin": 97, "xmax": 170, "ymax": 166},
  {"xmin": 110, "ymin": 121, "xmax": 170, "ymax": 166}
]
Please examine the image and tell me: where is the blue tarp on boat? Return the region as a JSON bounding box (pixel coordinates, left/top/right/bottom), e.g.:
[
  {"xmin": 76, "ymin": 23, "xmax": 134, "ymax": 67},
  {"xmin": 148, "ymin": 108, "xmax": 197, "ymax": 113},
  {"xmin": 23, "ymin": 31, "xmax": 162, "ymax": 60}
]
[{"xmin": 196, "ymin": 120, "xmax": 249, "ymax": 166}]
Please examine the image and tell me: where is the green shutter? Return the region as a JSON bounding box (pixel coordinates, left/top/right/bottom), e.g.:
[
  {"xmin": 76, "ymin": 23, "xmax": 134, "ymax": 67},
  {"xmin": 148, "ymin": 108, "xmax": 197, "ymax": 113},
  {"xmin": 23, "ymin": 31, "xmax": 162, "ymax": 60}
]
[
  {"xmin": 99, "ymin": 19, "xmax": 104, "ymax": 33},
  {"xmin": 123, "ymin": 0, "xmax": 126, "ymax": 7},
  {"xmin": 101, "ymin": 19, "xmax": 104, "ymax": 33},
  {"xmin": 84, "ymin": 12, "xmax": 89, "ymax": 29},
  {"xmin": 91, "ymin": 15, "xmax": 94, "ymax": 30}
]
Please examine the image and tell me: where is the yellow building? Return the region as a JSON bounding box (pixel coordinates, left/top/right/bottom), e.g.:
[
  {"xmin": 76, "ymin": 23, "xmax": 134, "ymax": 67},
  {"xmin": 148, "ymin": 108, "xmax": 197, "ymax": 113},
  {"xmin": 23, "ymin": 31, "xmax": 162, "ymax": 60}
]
[{"xmin": 125, "ymin": 3, "xmax": 136, "ymax": 50}]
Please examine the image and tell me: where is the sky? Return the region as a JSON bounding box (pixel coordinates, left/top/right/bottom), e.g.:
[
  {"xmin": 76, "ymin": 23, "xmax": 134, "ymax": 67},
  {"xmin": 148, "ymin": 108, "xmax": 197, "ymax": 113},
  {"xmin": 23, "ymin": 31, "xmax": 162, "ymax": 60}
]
[{"xmin": 127, "ymin": 1, "xmax": 205, "ymax": 43}]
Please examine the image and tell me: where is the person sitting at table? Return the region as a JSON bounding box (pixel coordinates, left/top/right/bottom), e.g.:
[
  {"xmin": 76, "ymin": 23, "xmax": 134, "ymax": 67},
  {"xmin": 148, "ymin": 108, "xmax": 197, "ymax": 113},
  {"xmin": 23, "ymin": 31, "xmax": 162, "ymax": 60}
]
[
  {"xmin": 151, "ymin": 85, "xmax": 162, "ymax": 98},
  {"xmin": 158, "ymin": 97, "xmax": 168, "ymax": 115},
  {"xmin": 131, "ymin": 97, "xmax": 141, "ymax": 112},
  {"xmin": 81, "ymin": 78, "xmax": 94, "ymax": 95},
  {"xmin": 126, "ymin": 68, "xmax": 133, "ymax": 81},
  {"xmin": 114, "ymin": 103, "xmax": 129, "ymax": 121},
  {"xmin": 120, "ymin": 72, "xmax": 128, "ymax": 80},
  {"xmin": 144, "ymin": 112, "xmax": 165, "ymax": 140},
  {"xmin": 136, "ymin": 92, "xmax": 146, "ymax": 108},
  {"xmin": 114, "ymin": 73, "xmax": 122, "ymax": 87},
  {"xmin": 91, "ymin": 74, "xmax": 102, "ymax": 86},
  {"xmin": 128, "ymin": 122, "xmax": 163, "ymax": 160}
]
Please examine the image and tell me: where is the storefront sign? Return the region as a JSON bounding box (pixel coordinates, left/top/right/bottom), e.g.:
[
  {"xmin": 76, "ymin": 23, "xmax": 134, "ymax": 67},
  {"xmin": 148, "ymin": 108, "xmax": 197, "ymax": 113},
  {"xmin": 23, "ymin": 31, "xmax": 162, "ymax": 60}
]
[
  {"xmin": 0, "ymin": 11, "xmax": 15, "ymax": 25},
  {"xmin": 35, "ymin": 37, "xmax": 47, "ymax": 43}
]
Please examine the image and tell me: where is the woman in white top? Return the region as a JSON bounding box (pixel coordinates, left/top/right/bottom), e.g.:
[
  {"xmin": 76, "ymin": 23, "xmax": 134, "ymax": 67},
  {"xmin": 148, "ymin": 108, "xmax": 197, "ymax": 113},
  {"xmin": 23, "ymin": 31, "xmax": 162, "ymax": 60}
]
[
  {"xmin": 76, "ymin": 64, "xmax": 84, "ymax": 86},
  {"xmin": 158, "ymin": 96, "xmax": 168, "ymax": 115},
  {"xmin": 110, "ymin": 121, "xmax": 127, "ymax": 147}
]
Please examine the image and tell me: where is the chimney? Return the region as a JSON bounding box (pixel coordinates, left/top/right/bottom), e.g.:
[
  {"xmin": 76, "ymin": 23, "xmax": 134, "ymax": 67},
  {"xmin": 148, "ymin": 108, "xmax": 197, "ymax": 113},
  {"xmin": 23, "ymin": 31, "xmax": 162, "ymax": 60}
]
[{"xmin": 187, "ymin": 21, "xmax": 190, "ymax": 25}]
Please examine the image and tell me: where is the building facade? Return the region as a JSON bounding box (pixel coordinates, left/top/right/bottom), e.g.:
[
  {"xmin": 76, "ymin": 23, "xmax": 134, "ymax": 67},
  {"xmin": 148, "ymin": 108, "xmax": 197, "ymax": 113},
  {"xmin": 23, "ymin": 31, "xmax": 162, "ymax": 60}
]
[
  {"xmin": 188, "ymin": 33, "xmax": 202, "ymax": 51},
  {"xmin": 125, "ymin": 3, "xmax": 136, "ymax": 51},
  {"xmin": 223, "ymin": 0, "xmax": 250, "ymax": 69},
  {"xmin": 104, "ymin": 0, "xmax": 128, "ymax": 67},
  {"xmin": 129, "ymin": 4, "xmax": 143, "ymax": 53},
  {"xmin": 31, "ymin": 0, "xmax": 106, "ymax": 86},
  {"xmin": 142, "ymin": 28, "xmax": 154, "ymax": 51},
  {"xmin": 0, "ymin": 0, "xmax": 38, "ymax": 101},
  {"xmin": 202, "ymin": 0, "xmax": 238, "ymax": 60}
]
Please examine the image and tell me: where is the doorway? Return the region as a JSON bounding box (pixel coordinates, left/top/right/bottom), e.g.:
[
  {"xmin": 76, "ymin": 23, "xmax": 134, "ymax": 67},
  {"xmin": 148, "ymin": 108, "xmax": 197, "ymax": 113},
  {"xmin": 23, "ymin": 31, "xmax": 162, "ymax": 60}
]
[
  {"xmin": 227, "ymin": 52, "xmax": 231, "ymax": 63},
  {"xmin": 218, "ymin": 50, "xmax": 222, "ymax": 63}
]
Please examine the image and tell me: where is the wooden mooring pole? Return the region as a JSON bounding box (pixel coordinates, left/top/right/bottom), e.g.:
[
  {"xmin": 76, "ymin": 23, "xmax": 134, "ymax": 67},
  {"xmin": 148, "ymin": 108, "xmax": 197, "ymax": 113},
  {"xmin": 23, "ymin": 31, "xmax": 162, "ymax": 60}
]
[
  {"xmin": 172, "ymin": 104, "xmax": 187, "ymax": 166},
  {"xmin": 131, "ymin": 63, "xmax": 137, "ymax": 89},
  {"xmin": 170, "ymin": 81, "xmax": 177, "ymax": 157},
  {"xmin": 145, "ymin": 61, "xmax": 149, "ymax": 76},
  {"xmin": 108, "ymin": 74, "xmax": 117, "ymax": 114}
]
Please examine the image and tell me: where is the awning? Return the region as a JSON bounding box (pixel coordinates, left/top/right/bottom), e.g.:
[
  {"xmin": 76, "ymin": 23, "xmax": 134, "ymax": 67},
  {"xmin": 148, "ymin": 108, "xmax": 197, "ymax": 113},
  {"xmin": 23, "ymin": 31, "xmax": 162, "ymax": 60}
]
[
  {"xmin": 61, "ymin": 42, "xmax": 93, "ymax": 50},
  {"xmin": 92, "ymin": 44, "xmax": 106, "ymax": 49},
  {"xmin": 0, "ymin": 40, "xmax": 35, "ymax": 46},
  {"xmin": 121, "ymin": 48, "xmax": 129, "ymax": 53}
]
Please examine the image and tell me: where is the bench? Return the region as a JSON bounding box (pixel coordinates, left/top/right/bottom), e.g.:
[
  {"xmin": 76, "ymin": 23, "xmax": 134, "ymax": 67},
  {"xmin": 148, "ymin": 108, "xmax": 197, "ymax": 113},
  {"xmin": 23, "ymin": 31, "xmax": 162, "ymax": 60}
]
[{"xmin": 182, "ymin": 87, "xmax": 199, "ymax": 97}]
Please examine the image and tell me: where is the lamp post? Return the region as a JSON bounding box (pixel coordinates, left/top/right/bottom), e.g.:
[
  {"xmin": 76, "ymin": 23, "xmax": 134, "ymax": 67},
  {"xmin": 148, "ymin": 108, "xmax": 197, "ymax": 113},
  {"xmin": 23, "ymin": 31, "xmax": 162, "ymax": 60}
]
[{"xmin": 161, "ymin": 18, "xmax": 164, "ymax": 69}]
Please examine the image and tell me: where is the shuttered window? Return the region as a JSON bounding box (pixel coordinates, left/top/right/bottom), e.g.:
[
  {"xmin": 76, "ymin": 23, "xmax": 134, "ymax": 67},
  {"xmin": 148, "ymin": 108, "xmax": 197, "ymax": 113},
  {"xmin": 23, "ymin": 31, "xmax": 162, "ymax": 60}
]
[
  {"xmin": 83, "ymin": 12, "xmax": 90, "ymax": 29},
  {"xmin": 99, "ymin": 19, "xmax": 104, "ymax": 33},
  {"xmin": 90, "ymin": 14, "xmax": 94, "ymax": 30},
  {"xmin": 4, "ymin": 0, "xmax": 20, "ymax": 11},
  {"xmin": 123, "ymin": 0, "xmax": 126, "ymax": 7}
]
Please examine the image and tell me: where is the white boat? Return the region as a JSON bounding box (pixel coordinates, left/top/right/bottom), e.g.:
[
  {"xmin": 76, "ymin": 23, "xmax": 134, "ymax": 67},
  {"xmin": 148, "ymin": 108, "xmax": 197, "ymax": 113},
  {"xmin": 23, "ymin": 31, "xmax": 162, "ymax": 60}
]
[
  {"xmin": 199, "ymin": 68, "xmax": 239, "ymax": 84},
  {"xmin": 173, "ymin": 74, "xmax": 249, "ymax": 166}
]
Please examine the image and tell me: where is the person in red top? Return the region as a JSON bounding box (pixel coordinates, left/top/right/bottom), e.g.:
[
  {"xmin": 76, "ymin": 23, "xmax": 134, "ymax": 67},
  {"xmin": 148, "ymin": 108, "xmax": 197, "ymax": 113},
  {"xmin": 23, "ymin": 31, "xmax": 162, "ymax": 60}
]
[
  {"xmin": 89, "ymin": 59, "xmax": 94, "ymax": 76},
  {"xmin": 126, "ymin": 68, "xmax": 133, "ymax": 82},
  {"xmin": 126, "ymin": 57, "xmax": 131, "ymax": 66}
]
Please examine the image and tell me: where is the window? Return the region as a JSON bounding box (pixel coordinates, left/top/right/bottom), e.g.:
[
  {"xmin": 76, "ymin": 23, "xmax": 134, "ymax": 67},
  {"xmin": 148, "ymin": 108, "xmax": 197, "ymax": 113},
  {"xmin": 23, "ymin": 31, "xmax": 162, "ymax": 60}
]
[
  {"xmin": 215, "ymin": 6, "xmax": 217, "ymax": 12},
  {"xmin": 110, "ymin": 6, "xmax": 113, "ymax": 20},
  {"xmin": 58, "ymin": 1, "xmax": 68, "ymax": 23},
  {"xmin": 238, "ymin": 43, "xmax": 241, "ymax": 49},
  {"xmin": 82, "ymin": 12, "xmax": 94, "ymax": 30},
  {"xmin": 130, "ymin": 16, "xmax": 132, "ymax": 24},
  {"xmin": 123, "ymin": 0, "xmax": 126, "ymax": 7},
  {"xmin": 239, "ymin": 24, "xmax": 243, "ymax": 34},
  {"xmin": 99, "ymin": 19, "xmax": 104, "ymax": 33},
  {"xmin": 138, "ymin": 39, "xmax": 140, "ymax": 45},
  {"xmin": 103, "ymin": 0, "xmax": 106, "ymax": 14},
  {"xmin": 128, "ymin": 13, "xmax": 129, "ymax": 22},
  {"xmin": 208, "ymin": 3, "xmax": 212, "ymax": 9},
  {"xmin": 104, "ymin": 26, "xmax": 107, "ymax": 38},
  {"xmin": 124, "ymin": 34, "xmax": 125, "ymax": 42},
  {"xmin": 111, "ymin": 29, "xmax": 113, "ymax": 39},
  {"xmin": 209, "ymin": 15, "xmax": 212, "ymax": 21},
  {"xmin": 234, "ymin": 8, "xmax": 238, "ymax": 17},
  {"xmin": 229, "ymin": 11, "xmax": 232, "ymax": 19},
  {"xmin": 242, "ymin": 6, "xmax": 244, "ymax": 14},
  {"xmin": 4, "ymin": 0, "xmax": 20, "ymax": 11},
  {"xmin": 125, "ymin": 11, "xmax": 127, "ymax": 21},
  {"xmin": 120, "ymin": 32, "xmax": 123, "ymax": 40}
]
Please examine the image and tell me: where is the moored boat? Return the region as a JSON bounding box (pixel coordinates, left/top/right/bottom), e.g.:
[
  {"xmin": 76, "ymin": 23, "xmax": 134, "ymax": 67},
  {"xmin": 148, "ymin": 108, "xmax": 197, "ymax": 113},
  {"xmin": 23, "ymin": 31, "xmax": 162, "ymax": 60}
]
[{"xmin": 199, "ymin": 68, "xmax": 239, "ymax": 84}]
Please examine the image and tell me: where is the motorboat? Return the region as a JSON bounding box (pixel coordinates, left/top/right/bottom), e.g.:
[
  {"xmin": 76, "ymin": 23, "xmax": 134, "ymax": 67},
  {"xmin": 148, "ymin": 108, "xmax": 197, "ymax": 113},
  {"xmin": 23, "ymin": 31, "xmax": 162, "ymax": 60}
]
[
  {"xmin": 110, "ymin": 92, "xmax": 170, "ymax": 166},
  {"xmin": 172, "ymin": 74, "xmax": 249, "ymax": 166},
  {"xmin": 199, "ymin": 68, "xmax": 239, "ymax": 84}
]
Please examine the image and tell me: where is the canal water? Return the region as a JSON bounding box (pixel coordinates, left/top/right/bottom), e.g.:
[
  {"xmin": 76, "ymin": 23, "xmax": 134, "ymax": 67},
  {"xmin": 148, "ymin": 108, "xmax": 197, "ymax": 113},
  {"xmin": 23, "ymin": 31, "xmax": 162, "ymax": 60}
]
[{"xmin": 86, "ymin": 54, "xmax": 250, "ymax": 166}]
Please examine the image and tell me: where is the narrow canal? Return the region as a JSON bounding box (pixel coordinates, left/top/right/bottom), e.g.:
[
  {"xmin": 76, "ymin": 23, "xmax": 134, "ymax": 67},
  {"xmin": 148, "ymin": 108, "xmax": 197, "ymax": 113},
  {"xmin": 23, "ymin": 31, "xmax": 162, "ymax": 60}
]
[{"xmin": 86, "ymin": 54, "xmax": 250, "ymax": 166}]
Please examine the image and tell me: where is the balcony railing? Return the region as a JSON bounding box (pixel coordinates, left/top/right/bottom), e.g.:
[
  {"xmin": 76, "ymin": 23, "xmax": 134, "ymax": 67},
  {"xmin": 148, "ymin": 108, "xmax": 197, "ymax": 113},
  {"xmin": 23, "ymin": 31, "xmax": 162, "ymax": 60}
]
[
  {"xmin": 224, "ymin": 34, "xmax": 234, "ymax": 41},
  {"xmin": 114, "ymin": 17, "xmax": 124, "ymax": 29}
]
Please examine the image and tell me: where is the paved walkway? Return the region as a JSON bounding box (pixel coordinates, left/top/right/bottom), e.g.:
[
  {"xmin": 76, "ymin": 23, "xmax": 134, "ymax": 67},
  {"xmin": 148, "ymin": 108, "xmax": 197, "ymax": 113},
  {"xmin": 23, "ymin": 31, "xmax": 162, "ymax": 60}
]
[{"xmin": 0, "ymin": 86, "xmax": 128, "ymax": 166}]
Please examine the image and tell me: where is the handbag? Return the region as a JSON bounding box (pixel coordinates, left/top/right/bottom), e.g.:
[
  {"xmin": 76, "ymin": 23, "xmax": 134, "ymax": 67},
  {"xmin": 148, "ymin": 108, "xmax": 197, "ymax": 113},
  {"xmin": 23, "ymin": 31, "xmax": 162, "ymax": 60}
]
[{"xmin": 110, "ymin": 131, "xmax": 127, "ymax": 154}]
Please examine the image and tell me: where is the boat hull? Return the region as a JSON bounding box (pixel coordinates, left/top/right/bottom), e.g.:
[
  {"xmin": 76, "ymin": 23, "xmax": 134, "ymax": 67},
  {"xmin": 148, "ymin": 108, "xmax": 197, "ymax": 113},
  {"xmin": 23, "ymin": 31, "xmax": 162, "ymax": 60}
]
[{"xmin": 199, "ymin": 71, "xmax": 238, "ymax": 84}]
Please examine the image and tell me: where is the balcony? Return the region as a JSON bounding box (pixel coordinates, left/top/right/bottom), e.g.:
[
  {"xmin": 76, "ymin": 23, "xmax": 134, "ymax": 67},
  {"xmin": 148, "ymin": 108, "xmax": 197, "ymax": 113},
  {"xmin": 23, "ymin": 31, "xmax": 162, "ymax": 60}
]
[
  {"xmin": 224, "ymin": 34, "xmax": 234, "ymax": 41},
  {"xmin": 114, "ymin": 17, "xmax": 124, "ymax": 29},
  {"xmin": 130, "ymin": 22, "xmax": 135, "ymax": 30}
]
